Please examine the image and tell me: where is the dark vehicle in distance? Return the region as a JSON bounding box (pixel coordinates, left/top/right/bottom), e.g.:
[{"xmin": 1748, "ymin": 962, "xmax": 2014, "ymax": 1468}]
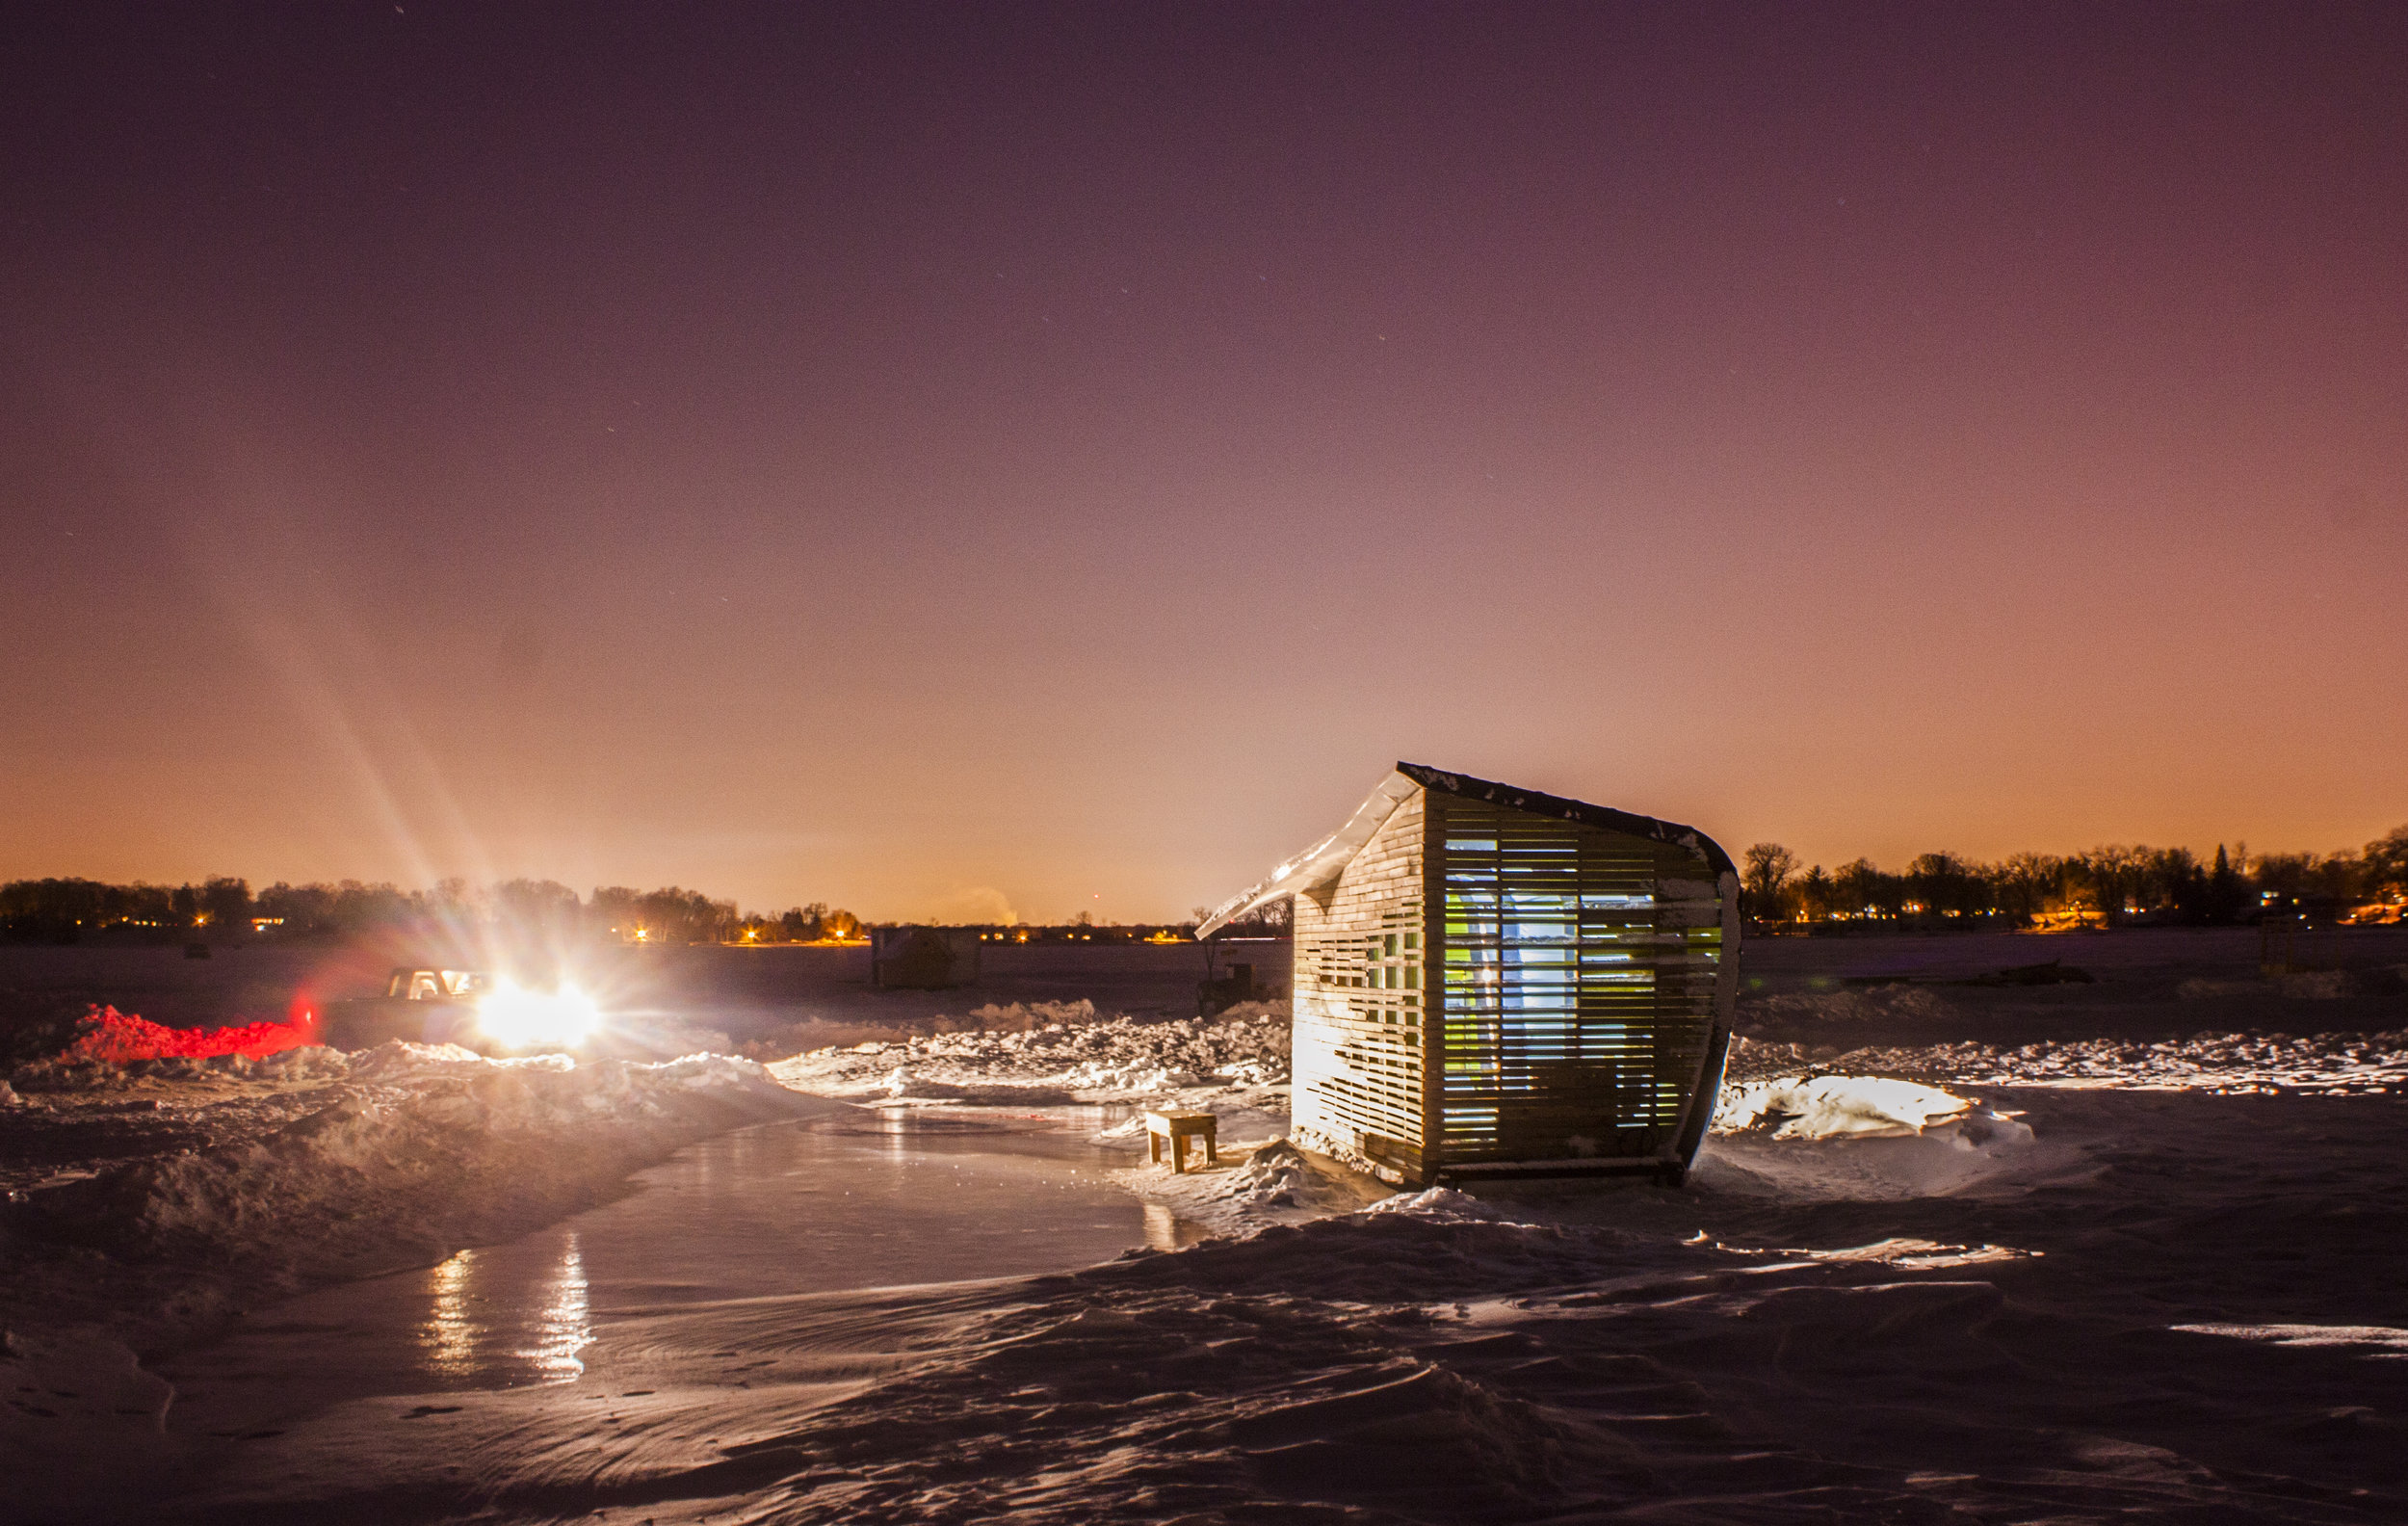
[{"xmin": 321, "ymin": 967, "xmax": 491, "ymax": 1050}]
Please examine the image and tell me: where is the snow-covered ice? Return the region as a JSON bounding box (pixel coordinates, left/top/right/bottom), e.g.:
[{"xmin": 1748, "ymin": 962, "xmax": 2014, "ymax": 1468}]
[
  {"xmin": 12, "ymin": 928, "xmax": 2408, "ymax": 1522},
  {"xmin": 88, "ymin": 1078, "xmax": 2408, "ymax": 1524}
]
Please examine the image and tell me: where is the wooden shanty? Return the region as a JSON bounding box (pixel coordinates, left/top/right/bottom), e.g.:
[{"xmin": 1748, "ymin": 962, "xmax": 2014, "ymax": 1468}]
[
  {"xmin": 870, "ymin": 926, "xmax": 982, "ymax": 989},
  {"xmin": 1197, "ymin": 763, "xmax": 1740, "ymax": 1188}
]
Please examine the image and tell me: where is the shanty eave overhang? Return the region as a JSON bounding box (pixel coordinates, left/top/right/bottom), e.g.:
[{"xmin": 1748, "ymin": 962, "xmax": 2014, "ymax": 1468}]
[
  {"xmin": 1193, "ymin": 762, "xmax": 1736, "ymax": 939},
  {"xmin": 1192, "ymin": 770, "xmax": 1420, "ymax": 937}
]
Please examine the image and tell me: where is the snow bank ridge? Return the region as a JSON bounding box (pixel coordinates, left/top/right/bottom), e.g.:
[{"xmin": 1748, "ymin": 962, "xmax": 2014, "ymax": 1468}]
[
  {"xmin": 11, "ymin": 1041, "xmax": 814, "ymax": 1277},
  {"xmin": 772, "ymin": 1005, "xmax": 1292, "ymax": 1104},
  {"xmin": 1850, "ymin": 1030, "xmax": 2408, "ymax": 1095}
]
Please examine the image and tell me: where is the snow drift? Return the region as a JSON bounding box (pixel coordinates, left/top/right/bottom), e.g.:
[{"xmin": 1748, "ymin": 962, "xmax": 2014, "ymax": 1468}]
[
  {"xmin": 3, "ymin": 1042, "xmax": 837, "ymax": 1350},
  {"xmin": 770, "ymin": 1004, "xmax": 1292, "ymax": 1109},
  {"xmin": 50, "ymin": 1003, "xmax": 318, "ymax": 1065},
  {"xmin": 1800, "ymin": 1030, "xmax": 2408, "ymax": 1095}
]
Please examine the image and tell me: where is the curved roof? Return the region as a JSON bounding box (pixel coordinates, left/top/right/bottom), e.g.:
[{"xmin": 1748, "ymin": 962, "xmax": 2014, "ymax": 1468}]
[
  {"xmin": 1392, "ymin": 762, "xmax": 1738, "ymax": 879},
  {"xmin": 1194, "ymin": 761, "xmax": 1736, "ymax": 937}
]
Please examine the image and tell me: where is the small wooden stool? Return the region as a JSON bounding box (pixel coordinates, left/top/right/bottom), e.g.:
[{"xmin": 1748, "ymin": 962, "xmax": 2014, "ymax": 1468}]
[{"xmin": 1144, "ymin": 1110, "xmax": 1217, "ymax": 1173}]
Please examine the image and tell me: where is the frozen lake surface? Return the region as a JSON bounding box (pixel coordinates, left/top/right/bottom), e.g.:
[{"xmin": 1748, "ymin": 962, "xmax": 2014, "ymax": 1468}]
[
  {"xmin": 126, "ymin": 1084, "xmax": 2408, "ymax": 1525},
  {"xmin": 156, "ymin": 1110, "xmax": 1172, "ymax": 1448},
  {"xmin": 12, "ymin": 931, "xmax": 2408, "ymax": 1522}
]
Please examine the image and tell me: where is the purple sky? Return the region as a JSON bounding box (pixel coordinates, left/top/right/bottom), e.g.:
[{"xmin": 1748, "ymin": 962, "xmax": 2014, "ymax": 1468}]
[{"xmin": 4, "ymin": 3, "xmax": 2404, "ymax": 921}]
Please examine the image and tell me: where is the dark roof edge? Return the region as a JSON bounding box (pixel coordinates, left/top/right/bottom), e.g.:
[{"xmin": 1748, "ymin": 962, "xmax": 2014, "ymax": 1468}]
[{"xmin": 1395, "ymin": 761, "xmax": 1738, "ymax": 879}]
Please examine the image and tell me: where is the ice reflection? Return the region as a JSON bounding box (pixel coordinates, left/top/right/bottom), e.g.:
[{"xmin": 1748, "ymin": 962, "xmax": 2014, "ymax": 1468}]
[
  {"xmin": 520, "ymin": 1233, "xmax": 590, "ymax": 1381},
  {"xmin": 1142, "ymin": 1200, "xmax": 1217, "ymax": 1251},
  {"xmin": 169, "ymin": 1119, "xmax": 1156, "ymax": 1429},
  {"xmin": 1141, "ymin": 1201, "xmax": 1181, "ymax": 1250},
  {"xmin": 419, "ymin": 1249, "xmax": 479, "ymax": 1377}
]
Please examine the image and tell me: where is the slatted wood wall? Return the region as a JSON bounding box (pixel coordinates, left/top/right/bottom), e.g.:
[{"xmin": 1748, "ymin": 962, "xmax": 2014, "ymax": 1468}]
[
  {"xmin": 1290, "ymin": 789, "xmax": 1430, "ymax": 1182},
  {"xmin": 1428, "ymin": 793, "xmax": 1725, "ymax": 1169}
]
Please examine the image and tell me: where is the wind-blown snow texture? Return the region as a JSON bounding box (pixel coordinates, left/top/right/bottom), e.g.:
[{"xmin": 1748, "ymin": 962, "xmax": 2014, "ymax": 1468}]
[{"xmin": 129, "ymin": 1081, "xmax": 2408, "ymax": 1524}]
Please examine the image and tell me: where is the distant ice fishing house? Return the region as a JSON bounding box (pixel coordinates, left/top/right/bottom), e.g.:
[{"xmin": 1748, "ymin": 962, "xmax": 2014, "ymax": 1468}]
[{"xmin": 1197, "ymin": 764, "xmax": 1740, "ymax": 1188}]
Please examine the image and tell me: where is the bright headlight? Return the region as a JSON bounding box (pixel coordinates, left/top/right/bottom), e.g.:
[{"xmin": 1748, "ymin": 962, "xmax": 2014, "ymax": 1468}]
[{"xmin": 474, "ymin": 980, "xmax": 602, "ymax": 1052}]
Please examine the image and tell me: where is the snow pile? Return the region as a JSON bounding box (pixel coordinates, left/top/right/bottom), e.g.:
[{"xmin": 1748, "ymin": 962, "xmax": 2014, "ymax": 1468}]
[
  {"xmin": 1714, "ymin": 1074, "xmax": 1976, "ymax": 1139},
  {"xmin": 1820, "ymin": 1030, "xmax": 2408, "ymax": 1094},
  {"xmin": 49, "ymin": 1004, "xmax": 317, "ymax": 1065},
  {"xmin": 962, "ymin": 998, "xmax": 1099, "ymax": 1031},
  {"xmin": 770, "ymin": 1004, "xmax": 1292, "ymax": 1106},
  {"xmin": 652, "ymin": 1051, "xmax": 783, "ymax": 1089},
  {"xmin": 247, "ymin": 1044, "xmax": 355, "ymax": 1083},
  {"xmin": 6, "ymin": 1044, "xmax": 831, "ymax": 1339},
  {"xmin": 1214, "ymin": 1138, "xmax": 1320, "ymax": 1207},
  {"xmin": 1706, "ymin": 1076, "xmax": 2041, "ymax": 1198},
  {"xmin": 1117, "ymin": 1136, "xmax": 1398, "ymax": 1237},
  {"xmin": 874, "ymin": 1066, "xmax": 1076, "ymax": 1105},
  {"xmin": 1202, "ymin": 1138, "xmax": 1394, "ymax": 1216},
  {"xmin": 1062, "ymin": 1060, "xmax": 1205, "ymax": 1091},
  {"xmin": 1359, "ymin": 1185, "xmax": 1524, "ymax": 1223},
  {"xmin": 344, "ymin": 1039, "xmax": 506, "ymax": 1080}
]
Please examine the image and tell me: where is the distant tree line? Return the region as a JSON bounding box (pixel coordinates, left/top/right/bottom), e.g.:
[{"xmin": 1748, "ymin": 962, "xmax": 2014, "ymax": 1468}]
[
  {"xmin": 0, "ymin": 872, "xmax": 1223, "ymax": 948},
  {"xmin": 0, "ymin": 876, "xmax": 866, "ymax": 948},
  {"xmin": 1190, "ymin": 898, "xmax": 1294, "ymax": 938},
  {"xmin": 1740, "ymin": 826, "xmax": 2408, "ymax": 930}
]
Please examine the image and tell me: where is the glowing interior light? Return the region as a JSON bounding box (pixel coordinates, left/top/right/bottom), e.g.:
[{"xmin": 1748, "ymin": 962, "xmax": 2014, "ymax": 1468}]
[{"xmin": 473, "ymin": 980, "xmax": 602, "ymax": 1052}]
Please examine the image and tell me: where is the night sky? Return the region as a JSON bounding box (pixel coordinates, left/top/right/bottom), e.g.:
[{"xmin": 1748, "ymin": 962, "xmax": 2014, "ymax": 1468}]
[{"xmin": 5, "ymin": 3, "xmax": 2403, "ymax": 921}]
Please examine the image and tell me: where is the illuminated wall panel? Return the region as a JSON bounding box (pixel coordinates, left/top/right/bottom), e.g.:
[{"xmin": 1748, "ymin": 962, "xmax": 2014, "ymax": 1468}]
[
  {"xmin": 1429, "ymin": 795, "xmax": 1727, "ymax": 1170},
  {"xmin": 1291, "ymin": 790, "xmax": 1429, "ymax": 1180}
]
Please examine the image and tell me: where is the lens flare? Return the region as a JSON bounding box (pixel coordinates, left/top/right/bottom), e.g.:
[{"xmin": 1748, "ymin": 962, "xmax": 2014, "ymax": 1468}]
[{"xmin": 473, "ymin": 979, "xmax": 602, "ymax": 1052}]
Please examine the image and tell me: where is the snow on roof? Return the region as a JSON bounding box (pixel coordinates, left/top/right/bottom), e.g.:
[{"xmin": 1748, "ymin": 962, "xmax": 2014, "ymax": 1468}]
[
  {"xmin": 1193, "ymin": 761, "xmax": 1735, "ymax": 938},
  {"xmin": 1194, "ymin": 768, "xmax": 1420, "ymax": 938}
]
